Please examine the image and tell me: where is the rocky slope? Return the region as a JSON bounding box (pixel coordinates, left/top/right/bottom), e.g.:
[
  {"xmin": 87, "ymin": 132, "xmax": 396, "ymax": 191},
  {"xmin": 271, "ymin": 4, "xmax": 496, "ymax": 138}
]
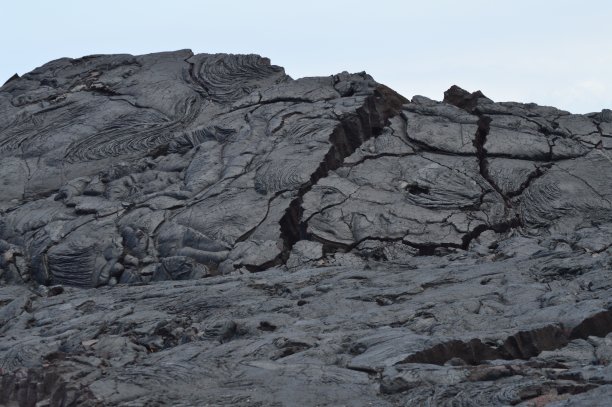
[{"xmin": 0, "ymin": 50, "xmax": 611, "ymax": 406}]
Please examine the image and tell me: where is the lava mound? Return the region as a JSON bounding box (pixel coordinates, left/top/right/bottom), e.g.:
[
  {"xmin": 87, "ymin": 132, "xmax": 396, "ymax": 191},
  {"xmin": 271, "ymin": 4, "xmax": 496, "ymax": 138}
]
[{"xmin": 1, "ymin": 51, "xmax": 611, "ymax": 406}]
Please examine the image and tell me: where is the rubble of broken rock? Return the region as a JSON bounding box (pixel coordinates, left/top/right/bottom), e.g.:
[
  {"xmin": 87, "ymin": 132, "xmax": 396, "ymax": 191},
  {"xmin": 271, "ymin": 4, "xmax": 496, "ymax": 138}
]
[{"xmin": 0, "ymin": 50, "xmax": 611, "ymax": 406}]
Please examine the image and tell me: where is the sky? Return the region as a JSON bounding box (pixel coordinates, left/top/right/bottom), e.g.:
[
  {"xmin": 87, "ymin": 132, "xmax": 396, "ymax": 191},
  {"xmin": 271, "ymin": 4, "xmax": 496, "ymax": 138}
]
[{"xmin": 1, "ymin": 0, "xmax": 611, "ymax": 113}]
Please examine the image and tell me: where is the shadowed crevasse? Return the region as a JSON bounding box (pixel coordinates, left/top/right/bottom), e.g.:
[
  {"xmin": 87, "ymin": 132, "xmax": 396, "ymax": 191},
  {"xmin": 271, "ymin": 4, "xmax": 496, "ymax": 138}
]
[{"xmin": 276, "ymin": 85, "xmax": 407, "ymax": 267}]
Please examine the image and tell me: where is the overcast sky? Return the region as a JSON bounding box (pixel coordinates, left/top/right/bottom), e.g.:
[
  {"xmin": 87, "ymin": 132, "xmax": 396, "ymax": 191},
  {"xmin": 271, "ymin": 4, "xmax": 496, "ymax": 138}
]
[{"xmin": 2, "ymin": 0, "xmax": 611, "ymax": 113}]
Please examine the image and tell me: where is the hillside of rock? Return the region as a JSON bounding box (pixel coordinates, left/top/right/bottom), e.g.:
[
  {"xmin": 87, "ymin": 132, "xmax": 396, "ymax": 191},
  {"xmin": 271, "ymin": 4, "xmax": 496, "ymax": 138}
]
[{"xmin": 0, "ymin": 50, "xmax": 611, "ymax": 406}]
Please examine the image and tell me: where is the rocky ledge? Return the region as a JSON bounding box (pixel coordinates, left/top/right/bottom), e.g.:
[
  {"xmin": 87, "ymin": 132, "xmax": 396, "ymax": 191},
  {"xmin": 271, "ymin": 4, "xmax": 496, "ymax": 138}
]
[{"xmin": 0, "ymin": 50, "xmax": 611, "ymax": 406}]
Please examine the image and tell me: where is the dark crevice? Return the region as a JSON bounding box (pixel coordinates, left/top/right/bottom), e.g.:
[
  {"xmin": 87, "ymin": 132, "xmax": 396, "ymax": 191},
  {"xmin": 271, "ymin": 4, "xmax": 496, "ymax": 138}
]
[
  {"xmin": 320, "ymin": 235, "xmax": 462, "ymax": 258},
  {"xmin": 402, "ymin": 215, "xmax": 521, "ymax": 256},
  {"xmin": 309, "ymin": 214, "xmax": 523, "ymax": 259},
  {"xmin": 442, "ymin": 86, "xmax": 529, "ymax": 242},
  {"xmin": 460, "ymin": 216, "xmax": 523, "ymax": 250},
  {"xmin": 406, "ymin": 184, "xmax": 430, "ymax": 195},
  {"xmin": 472, "ymin": 115, "xmax": 511, "ymax": 205},
  {"xmin": 276, "ymin": 118, "xmax": 378, "ymax": 263},
  {"xmin": 399, "ymin": 309, "xmax": 612, "ymax": 367},
  {"xmin": 403, "ymin": 240, "xmax": 462, "ymax": 256},
  {"xmin": 400, "ymin": 133, "xmax": 478, "ymax": 159},
  {"xmin": 547, "ymin": 137, "xmax": 556, "ymax": 161},
  {"xmin": 399, "ymin": 134, "xmax": 587, "ymax": 162},
  {"xmin": 84, "ymin": 85, "xmax": 121, "ymax": 97},
  {"xmin": 267, "ymin": 86, "xmax": 406, "ymax": 270},
  {"xmin": 507, "ymin": 163, "xmax": 553, "ymax": 198},
  {"xmin": 443, "ymin": 86, "xmax": 512, "ymax": 206},
  {"xmin": 342, "ymin": 151, "xmax": 415, "ymax": 168},
  {"xmin": 232, "ymin": 97, "xmax": 315, "ymax": 112}
]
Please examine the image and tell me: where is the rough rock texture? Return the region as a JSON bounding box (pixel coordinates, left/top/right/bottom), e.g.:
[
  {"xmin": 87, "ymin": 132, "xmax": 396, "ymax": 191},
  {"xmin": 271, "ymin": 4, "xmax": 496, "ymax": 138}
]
[{"xmin": 0, "ymin": 51, "xmax": 611, "ymax": 406}]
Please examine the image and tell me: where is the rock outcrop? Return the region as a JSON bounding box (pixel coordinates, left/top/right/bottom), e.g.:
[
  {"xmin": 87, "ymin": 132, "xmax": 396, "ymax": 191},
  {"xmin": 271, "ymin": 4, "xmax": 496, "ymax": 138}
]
[{"xmin": 1, "ymin": 50, "xmax": 611, "ymax": 406}]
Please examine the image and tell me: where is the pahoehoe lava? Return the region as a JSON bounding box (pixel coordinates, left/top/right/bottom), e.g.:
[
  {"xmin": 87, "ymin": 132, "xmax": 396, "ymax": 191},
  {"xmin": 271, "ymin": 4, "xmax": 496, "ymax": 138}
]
[{"xmin": 1, "ymin": 50, "xmax": 612, "ymax": 406}]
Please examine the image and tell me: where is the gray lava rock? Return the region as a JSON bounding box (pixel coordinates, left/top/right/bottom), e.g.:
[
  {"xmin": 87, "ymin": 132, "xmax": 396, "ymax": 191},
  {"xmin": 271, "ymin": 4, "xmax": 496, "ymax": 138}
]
[{"xmin": 1, "ymin": 51, "xmax": 611, "ymax": 406}]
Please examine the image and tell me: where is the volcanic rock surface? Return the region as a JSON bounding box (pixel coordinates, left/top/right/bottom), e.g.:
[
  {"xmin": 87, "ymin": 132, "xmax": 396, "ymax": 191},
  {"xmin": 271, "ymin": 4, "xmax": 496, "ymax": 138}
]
[{"xmin": 0, "ymin": 50, "xmax": 611, "ymax": 406}]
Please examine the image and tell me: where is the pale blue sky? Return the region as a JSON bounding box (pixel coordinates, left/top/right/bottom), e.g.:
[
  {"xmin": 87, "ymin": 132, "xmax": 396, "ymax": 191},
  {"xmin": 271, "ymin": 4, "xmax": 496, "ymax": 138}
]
[{"xmin": 2, "ymin": 0, "xmax": 611, "ymax": 113}]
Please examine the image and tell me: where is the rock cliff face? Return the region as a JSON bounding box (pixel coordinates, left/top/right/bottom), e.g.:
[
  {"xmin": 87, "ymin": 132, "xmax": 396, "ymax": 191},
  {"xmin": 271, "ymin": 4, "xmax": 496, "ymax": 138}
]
[{"xmin": 1, "ymin": 50, "xmax": 611, "ymax": 406}]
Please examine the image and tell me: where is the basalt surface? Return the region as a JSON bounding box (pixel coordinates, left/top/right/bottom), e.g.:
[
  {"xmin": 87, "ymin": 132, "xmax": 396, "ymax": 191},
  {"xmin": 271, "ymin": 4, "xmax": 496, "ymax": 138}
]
[{"xmin": 0, "ymin": 50, "xmax": 611, "ymax": 406}]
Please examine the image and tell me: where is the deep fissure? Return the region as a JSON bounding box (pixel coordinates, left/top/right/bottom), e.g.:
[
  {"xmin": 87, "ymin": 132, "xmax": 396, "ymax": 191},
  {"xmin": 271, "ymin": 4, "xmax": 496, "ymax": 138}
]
[
  {"xmin": 272, "ymin": 87, "xmax": 406, "ymax": 269},
  {"xmin": 400, "ymin": 309, "xmax": 612, "ymax": 367}
]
